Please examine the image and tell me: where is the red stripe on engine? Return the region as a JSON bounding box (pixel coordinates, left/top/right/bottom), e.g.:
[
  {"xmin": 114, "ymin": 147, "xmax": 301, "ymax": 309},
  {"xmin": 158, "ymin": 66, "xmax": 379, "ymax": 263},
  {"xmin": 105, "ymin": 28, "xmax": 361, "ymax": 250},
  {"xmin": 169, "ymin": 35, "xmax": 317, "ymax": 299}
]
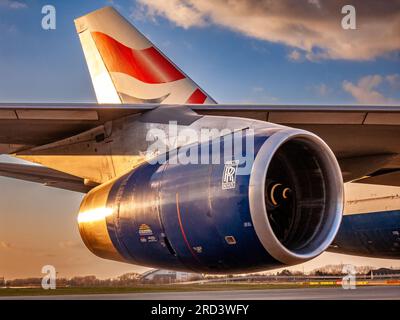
[
  {"xmin": 185, "ymin": 89, "xmax": 207, "ymax": 104},
  {"xmin": 91, "ymin": 32, "xmax": 185, "ymax": 84},
  {"xmin": 175, "ymin": 193, "xmax": 202, "ymax": 263}
]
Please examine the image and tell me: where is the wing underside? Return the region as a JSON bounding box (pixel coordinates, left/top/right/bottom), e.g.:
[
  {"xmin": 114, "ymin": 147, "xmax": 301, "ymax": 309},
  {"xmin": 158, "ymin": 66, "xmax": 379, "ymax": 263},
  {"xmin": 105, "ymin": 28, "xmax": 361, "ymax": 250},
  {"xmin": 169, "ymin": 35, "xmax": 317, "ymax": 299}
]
[
  {"xmin": 0, "ymin": 103, "xmax": 152, "ymax": 147},
  {"xmin": 1, "ymin": 103, "xmax": 400, "ymax": 189}
]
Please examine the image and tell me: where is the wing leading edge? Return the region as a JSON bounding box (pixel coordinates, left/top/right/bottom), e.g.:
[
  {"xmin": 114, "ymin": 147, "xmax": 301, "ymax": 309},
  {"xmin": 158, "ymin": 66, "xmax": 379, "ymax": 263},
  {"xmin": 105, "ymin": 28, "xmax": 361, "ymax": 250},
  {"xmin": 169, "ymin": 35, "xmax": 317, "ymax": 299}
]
[{"xmin": 0, "ymin": 162, "xmax": 97, "ymax": 193}]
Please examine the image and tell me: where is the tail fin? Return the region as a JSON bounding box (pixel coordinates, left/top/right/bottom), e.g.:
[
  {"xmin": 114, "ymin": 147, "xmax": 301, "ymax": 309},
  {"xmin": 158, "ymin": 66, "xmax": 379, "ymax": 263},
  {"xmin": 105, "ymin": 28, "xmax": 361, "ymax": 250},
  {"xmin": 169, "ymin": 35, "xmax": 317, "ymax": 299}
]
[{"xmin": 74, "ymin": 6, "xmax": 216, "ymax": 105}]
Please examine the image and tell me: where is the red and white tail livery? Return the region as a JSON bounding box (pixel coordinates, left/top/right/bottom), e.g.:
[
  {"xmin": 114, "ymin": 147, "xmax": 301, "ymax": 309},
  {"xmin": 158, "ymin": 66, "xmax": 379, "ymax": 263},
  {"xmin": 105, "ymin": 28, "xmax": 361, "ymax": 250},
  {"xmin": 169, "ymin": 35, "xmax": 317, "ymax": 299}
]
[{"xmin": 74, "ymin": 6, "xmax": 215, "ymax": 105}]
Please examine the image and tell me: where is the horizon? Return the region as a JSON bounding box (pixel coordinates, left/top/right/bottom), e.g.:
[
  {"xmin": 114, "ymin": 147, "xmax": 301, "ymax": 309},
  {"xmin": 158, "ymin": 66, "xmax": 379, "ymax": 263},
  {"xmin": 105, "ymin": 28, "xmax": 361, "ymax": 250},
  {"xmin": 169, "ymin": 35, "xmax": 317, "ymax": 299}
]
[{"xmin": 2, "ymin": 263, "xmax": 399, "ymax": 282}]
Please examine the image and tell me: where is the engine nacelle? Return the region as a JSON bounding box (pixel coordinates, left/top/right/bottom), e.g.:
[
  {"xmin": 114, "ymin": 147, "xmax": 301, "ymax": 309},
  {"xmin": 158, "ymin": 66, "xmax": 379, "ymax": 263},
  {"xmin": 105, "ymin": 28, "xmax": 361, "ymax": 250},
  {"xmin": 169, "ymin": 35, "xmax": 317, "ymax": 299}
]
[{"xmin": 78, "ymin": 127, "xmax": 343, "ymax": 273}]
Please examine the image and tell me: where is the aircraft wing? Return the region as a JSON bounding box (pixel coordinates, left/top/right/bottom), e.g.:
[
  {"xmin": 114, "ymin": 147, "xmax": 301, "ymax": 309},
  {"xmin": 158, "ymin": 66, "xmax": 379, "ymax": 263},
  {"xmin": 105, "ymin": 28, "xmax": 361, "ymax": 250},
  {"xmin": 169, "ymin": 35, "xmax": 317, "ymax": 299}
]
[
  {"xmin": 1, "ymin": 103, "xmax": 400, "ymax": 187},
  {"xmin": 0, "ymin": 162, "xmax": 97, "ymax": 193},
  {"xmin": 0, "ymin": 103, "xmax": 153, "ymax": 147},
  {"xmin": 194, "ymin": 104, "xmax": 400, "ymax": 187}
]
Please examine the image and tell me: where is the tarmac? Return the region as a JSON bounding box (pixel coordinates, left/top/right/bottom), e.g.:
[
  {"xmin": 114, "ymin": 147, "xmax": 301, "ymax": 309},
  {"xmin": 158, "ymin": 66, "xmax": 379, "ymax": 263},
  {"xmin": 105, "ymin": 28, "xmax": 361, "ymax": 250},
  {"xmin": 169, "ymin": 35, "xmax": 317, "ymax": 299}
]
[{"xmin": 1, "ymin": 286, "xmax": 399, "ymax": 300}]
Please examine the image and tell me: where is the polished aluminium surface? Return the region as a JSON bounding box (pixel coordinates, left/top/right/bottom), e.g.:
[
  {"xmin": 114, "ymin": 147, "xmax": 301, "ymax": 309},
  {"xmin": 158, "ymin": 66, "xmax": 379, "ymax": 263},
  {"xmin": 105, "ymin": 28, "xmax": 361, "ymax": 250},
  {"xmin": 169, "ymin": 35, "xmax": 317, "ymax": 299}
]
[{"xmin": 78, "ymin": 178, "xmax": 125, "ymax": 262}]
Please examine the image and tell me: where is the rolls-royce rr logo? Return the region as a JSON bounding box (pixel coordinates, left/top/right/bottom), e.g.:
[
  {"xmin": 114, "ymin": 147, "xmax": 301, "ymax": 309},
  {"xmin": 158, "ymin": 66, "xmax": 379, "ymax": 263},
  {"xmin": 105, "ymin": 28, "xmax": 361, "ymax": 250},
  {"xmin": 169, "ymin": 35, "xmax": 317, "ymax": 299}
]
[{"xmin": 222, "ymin": 160, "xmax": 239, "ymax": 190}]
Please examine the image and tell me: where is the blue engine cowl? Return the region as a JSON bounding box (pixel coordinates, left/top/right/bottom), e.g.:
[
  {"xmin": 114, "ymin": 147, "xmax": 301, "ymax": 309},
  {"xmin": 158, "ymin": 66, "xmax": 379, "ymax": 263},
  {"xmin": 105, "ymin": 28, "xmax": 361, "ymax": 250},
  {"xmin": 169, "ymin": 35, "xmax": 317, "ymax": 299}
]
[{"xmin": 78, "ymin": 127, "xmax": 343, "ymax": 273}]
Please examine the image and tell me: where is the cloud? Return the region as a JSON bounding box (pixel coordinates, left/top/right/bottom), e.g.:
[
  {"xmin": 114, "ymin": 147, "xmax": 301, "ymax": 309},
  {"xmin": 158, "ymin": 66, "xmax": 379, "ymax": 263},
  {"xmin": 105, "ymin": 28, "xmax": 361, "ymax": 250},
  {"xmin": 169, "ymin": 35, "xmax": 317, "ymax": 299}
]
[
  {"xmin": 0, "ymin": 23, "xmax": 18, "ymax": 36},
  {"xmin": 136, "ymin": 0, "xmax": 400, "ymax": 61},
  {"xmin": 242, "ymin": 86, "xmax": 278, "ymax": 103},
  {"xmin": 307, "ymin": 0, "xmax": 321, "ymax": 9},
  {"xmin": 138, "ymin": 0, "xmax": 207, "ymax": 28},
  {"xmin": 386, "ymin": 74, "xmax": 400, "ymax": 89},
  {"xmin": 0, "ymin": 0, "xmax": 27, "ymax": 9},
  {"xmin": 106, "ymin": 0, "xmax": 122, "ymax": 11},
  {"xmin": 342, "ymin": 74, "xmax": 400, "ymax": 104},
  {"xmin": 0, "ymin": 241, "xmax": 12, "ymax": 249},
  {"xmin": 252, "ymin": 87, "xmax": 265, "ymax": 93},
  {"xmin": 58, "ymin": 241, "xmax": 83, "ymax": 250},
  {"xmin": 287, "ymin": 50, "xmax": 303, "ymax": 62},
  {"xmin": 310, "ymin": 83, "xmax": 331, "ymax": 97}
]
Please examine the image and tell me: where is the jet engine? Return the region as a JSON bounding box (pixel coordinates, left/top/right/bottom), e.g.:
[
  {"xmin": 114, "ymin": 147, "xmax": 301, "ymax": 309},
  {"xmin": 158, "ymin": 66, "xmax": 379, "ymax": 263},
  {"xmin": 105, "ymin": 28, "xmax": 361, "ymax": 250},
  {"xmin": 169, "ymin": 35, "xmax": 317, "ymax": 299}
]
[{"xmin": 77, "ymin": 127, "xmax": 343, "ymax": 273}]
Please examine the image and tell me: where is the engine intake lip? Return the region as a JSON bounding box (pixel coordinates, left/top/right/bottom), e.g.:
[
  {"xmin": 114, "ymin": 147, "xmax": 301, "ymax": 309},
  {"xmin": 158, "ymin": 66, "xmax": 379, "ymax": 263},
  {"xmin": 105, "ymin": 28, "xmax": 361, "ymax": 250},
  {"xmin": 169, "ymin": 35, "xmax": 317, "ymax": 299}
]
[{"xmin": 249, "ymin": 129, "xmax": 343, "ymax": 265}]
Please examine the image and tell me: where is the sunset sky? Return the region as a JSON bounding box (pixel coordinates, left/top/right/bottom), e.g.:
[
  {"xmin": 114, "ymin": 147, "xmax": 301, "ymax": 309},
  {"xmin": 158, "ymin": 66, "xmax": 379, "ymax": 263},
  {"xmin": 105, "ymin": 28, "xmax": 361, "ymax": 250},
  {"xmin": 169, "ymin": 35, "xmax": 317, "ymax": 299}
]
[{"xmin": 0, "ymin": 0, "xmax": 400, "ymax": 279}]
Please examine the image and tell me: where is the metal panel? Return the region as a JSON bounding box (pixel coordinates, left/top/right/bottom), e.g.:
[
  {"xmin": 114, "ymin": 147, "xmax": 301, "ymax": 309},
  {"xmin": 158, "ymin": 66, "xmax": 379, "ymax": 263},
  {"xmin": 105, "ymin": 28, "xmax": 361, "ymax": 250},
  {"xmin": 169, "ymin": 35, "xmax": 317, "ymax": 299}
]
[
  {"xmin": 0, "ymin": 110, "xmax": 16, "ymax": 120},
  {"xmin": 364, "ymin": 112, "xmax": 400, "ymax": 125},
  {"xmin": 16, "ymin": 109, "xmax": 99, "ymax": 121},
  {"xmin": 268, "ymin": 111, "xmax": 365, "ymax": 124},
  {"xmin": 196, "ymin": 110, "xmax": 267, "ymax": 121}
]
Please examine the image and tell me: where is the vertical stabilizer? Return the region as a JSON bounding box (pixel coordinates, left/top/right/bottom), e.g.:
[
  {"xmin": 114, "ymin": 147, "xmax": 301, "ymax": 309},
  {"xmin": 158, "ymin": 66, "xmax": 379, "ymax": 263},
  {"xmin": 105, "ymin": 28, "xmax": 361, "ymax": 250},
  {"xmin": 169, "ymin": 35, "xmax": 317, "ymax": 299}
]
[{"xmin": 75, "ymin": 7, "xmax": 216, "ymax": 105}]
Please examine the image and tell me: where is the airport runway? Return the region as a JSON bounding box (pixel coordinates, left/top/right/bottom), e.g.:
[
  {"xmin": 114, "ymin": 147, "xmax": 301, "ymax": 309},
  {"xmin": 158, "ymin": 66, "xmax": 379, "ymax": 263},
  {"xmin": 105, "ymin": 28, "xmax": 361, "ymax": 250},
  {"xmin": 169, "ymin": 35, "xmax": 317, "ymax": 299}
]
[{"xmin": 1, "ymin": 286, "xmax": 399, "ymax": 300}]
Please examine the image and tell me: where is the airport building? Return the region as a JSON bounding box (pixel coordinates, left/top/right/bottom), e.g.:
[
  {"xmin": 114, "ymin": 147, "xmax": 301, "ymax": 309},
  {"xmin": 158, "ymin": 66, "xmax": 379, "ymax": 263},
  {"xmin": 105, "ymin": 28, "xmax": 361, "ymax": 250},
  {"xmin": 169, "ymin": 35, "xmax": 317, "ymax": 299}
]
[
  {"xmin": 367, "ymin": 268, "xmax": 400, "ymax": 277},
  {"xmin": 140, "ymin": 269, "xmax": 202, "ymax": 283}
]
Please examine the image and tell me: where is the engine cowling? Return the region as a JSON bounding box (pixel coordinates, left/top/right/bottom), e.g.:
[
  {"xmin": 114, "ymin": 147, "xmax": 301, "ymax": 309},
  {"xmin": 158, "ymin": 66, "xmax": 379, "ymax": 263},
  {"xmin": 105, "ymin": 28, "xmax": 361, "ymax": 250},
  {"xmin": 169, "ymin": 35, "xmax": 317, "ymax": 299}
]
[{"xmin": 78, "ymin": 128, "xmax": 343, "ymax": 273}]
